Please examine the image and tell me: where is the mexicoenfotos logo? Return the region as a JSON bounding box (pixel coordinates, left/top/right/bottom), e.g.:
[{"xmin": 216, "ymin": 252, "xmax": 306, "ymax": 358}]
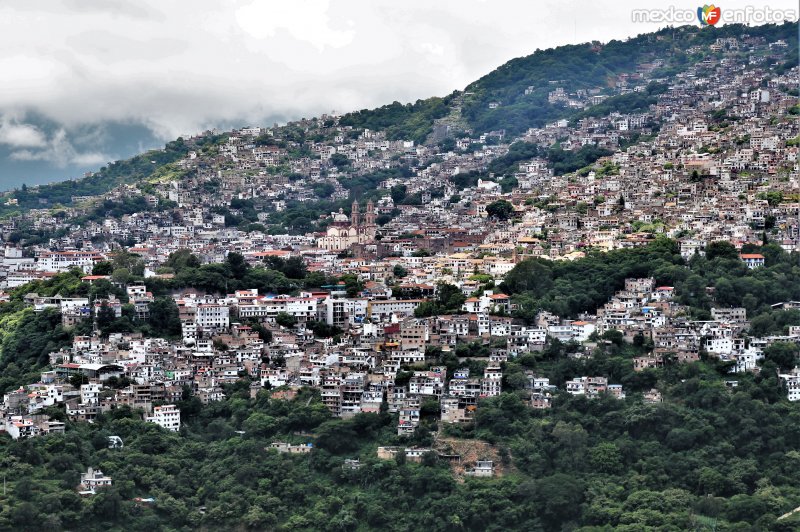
[
  {"xmin": 697, "ymin": 4, "xmax": 721, "ymax": 26},
  {"xmin": 631, "ymin": 5, "xmax": 798, "ymax": 25}
]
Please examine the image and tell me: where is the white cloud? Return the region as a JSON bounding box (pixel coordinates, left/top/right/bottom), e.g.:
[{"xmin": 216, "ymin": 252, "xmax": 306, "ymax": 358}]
[
  {"xmin": 0, "ymin": 118, "xmax": 47, "ymax": 148},
  {"xmin": 69, "ymin": 151, "xmax": 109, "ymax": 166},
  {"xmin": 0, "ymin": 0, "xmax": 796, "ymax": 145},
  {"xmin": 236, "ymin": 0, "xmax": 355, "ymax": 50},
  {"xmin": 9, "ymin": 129, "xmax": 108, "ymax": 168}
]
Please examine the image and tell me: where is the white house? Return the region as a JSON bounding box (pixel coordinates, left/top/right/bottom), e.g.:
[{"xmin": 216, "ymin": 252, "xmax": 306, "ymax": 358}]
[
  {"xmin": 740, "ymin": 254, "xmax": 765, "ymax": 269},
  {"xmin": 146, "ymin": 404, "xmax": 181, "ymax": 432},
  {"xmin": 79, "ymin": 467, "xmax": 112, "ymax": 494}
]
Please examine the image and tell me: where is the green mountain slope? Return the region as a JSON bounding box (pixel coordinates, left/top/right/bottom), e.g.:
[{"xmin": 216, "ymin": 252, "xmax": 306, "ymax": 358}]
[{"xmin": 344, "ymin": 22, "xmax": 798, "ymax": 139}]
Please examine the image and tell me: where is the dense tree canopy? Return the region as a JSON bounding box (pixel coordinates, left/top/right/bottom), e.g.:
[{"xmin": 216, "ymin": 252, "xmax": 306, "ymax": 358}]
[
  {"xmin": 503, "ymin": 239, "xmax": 800, "ymax": 331},
  {"xmin": 0, "ymin": 240, "xmax": 800, "ymax": 528},
  {"xmin": 0, "ymin": 349, "xmax": 799, "ymax": 531},
  {"xmin": 485, "ymin": 200, "xmax": 514, "ymax": 221}
]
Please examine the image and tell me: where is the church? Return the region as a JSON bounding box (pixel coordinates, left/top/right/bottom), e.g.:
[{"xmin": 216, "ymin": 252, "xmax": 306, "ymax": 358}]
[{"xmin": 316, "ymin": 200, "xmax": 377, "ymax": 251}]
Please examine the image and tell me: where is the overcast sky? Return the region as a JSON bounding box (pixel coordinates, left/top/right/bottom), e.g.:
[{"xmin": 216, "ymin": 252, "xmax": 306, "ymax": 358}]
[{"xmin": 0, "ymin": 0, "xmax": 797, "ymax": 187}]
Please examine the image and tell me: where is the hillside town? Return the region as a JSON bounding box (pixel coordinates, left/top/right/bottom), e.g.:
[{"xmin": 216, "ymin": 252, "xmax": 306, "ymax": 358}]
[
  {"xmin": 1, "ymin": 33, "xmax": 800, "ymax": 446},
  {"xmin": 4, "ymin": 0, "xmax": 800, "ymax": 524},
  {"xmin": 4, "ymin": 267, "xmax": 800, "ymax": 443},
  {"xmin": 2, "ymin": 36, "xmax": 797, "ymax": 275}
]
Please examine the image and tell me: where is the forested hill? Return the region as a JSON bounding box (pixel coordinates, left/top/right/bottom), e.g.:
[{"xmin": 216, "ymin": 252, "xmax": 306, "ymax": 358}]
[
  {"xmin": 459, "ymin": 22, "xmax": 798, "ymax": 135},
  {"xmin": 341, "ymin": 22, "xmax": 798, "ymax": 141}
]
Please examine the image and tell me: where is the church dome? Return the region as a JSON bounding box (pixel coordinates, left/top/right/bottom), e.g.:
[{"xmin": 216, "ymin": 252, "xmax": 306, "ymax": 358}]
[{"xmin": 332, "ymin": 208, "xmax": 349, "ymax": 224}]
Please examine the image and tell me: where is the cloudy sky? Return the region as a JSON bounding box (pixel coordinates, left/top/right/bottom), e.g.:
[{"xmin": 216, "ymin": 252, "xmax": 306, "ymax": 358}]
[{"xmin": 1, "ymin": 0, "xmax": 797, "ymax": 188}]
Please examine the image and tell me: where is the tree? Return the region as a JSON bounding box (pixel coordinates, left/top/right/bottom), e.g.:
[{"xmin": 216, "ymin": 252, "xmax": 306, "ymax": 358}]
[
  {"xmin": 227, "ymin": 252, "xmax": 249, "ymax": 279},
  {"xmin": 501, "ymin": 259, "xmax": 553, "ymax": 296},
  {"xmin": 69, "ymin": 374, "xmax": 88, "ymax": 388},
  {"xmin": 212, "ymin": 338, "xmax": 229, "ymax": 352},
  {"xmin": 91, "ymin": 487, "xmax": 124, "ymax": 520},
  {"xmin": 486, "ymin": 200, "xmax": 514, "ymax": 220},
  {"xmin": 393, "ymin": 265, "xmax": 408, "ymax": 279},
  {"xmin": 414, "ymin": 301, "xmax": 439, "ymax": 318},
  {"xmin": 96, "ymin": 303, "xmax": 118, "ymax": 334},
  {"xmin": 312, "ymin": 182, "xmax": 335, "ymax": 198},
  {"xmin": 602, "ymin": 329, "xmax": 624, "ymax": 346},
  {"xmin": 698, "ymin": 467, "xmax": 728, "ymax": 496},
  {"xmin": 10, "ymin": 502, "xmax": 39, "ymax": 528},
  {"xmin": 536, "ymin": 473, "xmax": 586, "ymax": 528},
  {"xmin": 166, "ymin": 249, "xmax": 201, "ymax": 272},
  {"xmin": 415, "ymin": 283, "xmax": 466, "ymax": 317},
  {"xmin": 92, "ymin": 261, "xmax": 113, "ymax": 276},
  {"xmin": 340, "ymin": 274, "xmax": 363, "ymax": 298},
  {"xmin": 551, "ymin": 421, "xmax": 588, "ymax": 453},
  {"xmin": 263, "ymin": 256, "xmax": 307, "ymax": 279},
  {"xmin": 110, "ymin": 249, "xmax": 145, "ymax": 276},
  {"xmin": 148, "ymin": 297, "xmax": 182, "ymax": 337},
  {"xmin": 275, "ymin": 312, "xmax": 297, "ymax": 328},
  {"xmin": 390, "ymin": 185, "xmax": 408, "ymax": 204},
  {"xmin": 242, "ymin": 412, "xmax": 278, "ymax": 437},
  {"xmin": 308, "ymin": 321, "xmax": 341, "ymax": 338},
  {"xmin": 330, "ymin": 153, "xmax": 350, "ymax": 168},
  {"xmin": 436, "ymin": 283, "xmax": 466, "ymax": 311},
  {"xmin": 705, "ymin": 241, "xmax": 739, "ymax": 261},
  {"xmin": 757, "ymin": 190, "xmax": 783, "ymax": 206},
  {"xmin": 763, "ymin": 342, "xmax": 799, "ymax": 371},
  {"xmin": 589, "ymin": 442, "xmax": 623, "ymax": 474},
  {"xmin": 247, "ymin": 321, "xmax": 273, "ymax": 343},
  {"xmin": 111, "ymin": 267, "xmax": 132, "ymax": 286}
]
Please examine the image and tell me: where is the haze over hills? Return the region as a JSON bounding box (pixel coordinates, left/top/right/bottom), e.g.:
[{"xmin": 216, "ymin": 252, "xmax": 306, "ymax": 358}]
[{"xmin": 0, "ymin": 118, "xmax": 163, "ymax": 190}]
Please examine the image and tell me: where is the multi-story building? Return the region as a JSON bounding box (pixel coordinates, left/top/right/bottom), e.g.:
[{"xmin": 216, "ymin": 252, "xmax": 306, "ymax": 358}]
[
  {"xmin": 196, "ymin": 304, "xmax": 230, "ymax": 331},
  {"xmin": 146, "ymin": 404, "xmax": 181, "ymax": 432}
]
